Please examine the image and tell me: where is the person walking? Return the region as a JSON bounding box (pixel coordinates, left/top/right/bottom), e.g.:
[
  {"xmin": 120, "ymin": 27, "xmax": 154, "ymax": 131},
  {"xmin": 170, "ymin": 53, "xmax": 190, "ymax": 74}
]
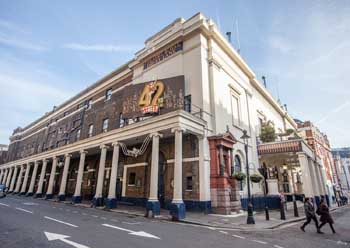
[
  {"xmin": 318, "ymin": 199, "xmax": 336, "ymax": 234},
  {"xmin": 300, "ymin": 197, "xmax": 321, "ymax": 233}
]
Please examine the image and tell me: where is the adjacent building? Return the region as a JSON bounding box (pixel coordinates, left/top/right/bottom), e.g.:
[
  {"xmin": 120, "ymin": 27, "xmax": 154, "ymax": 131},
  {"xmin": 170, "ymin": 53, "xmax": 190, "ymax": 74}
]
[
  {"xmin": 0, "ymin": 13, "xmax": 328, "ymax": 217},
  {"xmin": 332, "ymin": 148, "xmax": 350, "ymax": 199},
  {"xmin": 297, "ymin": 121, "xmax": 340, "ymax": 205},
  {"xmin": 0, "ymin": 144, "xmax": 8, "ymax": 165}
]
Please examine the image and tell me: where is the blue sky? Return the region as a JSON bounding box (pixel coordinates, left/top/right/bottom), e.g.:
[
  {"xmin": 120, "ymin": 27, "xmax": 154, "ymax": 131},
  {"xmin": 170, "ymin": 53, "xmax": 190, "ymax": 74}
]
[{"xmin": 0, "ymin": 1, "xmax": 349, "ymax": 147}]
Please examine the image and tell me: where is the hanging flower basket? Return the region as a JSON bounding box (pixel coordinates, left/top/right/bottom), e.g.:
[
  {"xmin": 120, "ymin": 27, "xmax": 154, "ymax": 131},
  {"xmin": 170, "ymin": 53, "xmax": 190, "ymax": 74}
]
[
  {"xmin": 250, "ymin": 173, "xmax": 264, "ymax": 183},
  {"xmin": 232, "ymin": 172, "xmax": 246, "ymax": 181}
]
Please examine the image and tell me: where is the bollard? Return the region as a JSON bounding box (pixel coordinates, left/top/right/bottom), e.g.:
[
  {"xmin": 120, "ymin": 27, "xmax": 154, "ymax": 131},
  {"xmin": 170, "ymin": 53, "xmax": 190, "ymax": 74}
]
[
  {"xmin": 280, "ymin": 200, "xmax": 286, "ymax": 220},
  {"xmin": 265, "ymin": 205, "xmax": 270, "ymax": 221}
]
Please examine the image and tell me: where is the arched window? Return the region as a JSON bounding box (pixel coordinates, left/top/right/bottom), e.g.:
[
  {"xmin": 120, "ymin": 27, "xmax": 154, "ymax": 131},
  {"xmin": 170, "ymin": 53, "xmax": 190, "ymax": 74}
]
[
  {"xmin": 234, "ymin": 155, "xmax": 242, "ymax": 172},
  {"xmin": 234, "ymin": 155, "xmax": 243, "ymax": 190}
]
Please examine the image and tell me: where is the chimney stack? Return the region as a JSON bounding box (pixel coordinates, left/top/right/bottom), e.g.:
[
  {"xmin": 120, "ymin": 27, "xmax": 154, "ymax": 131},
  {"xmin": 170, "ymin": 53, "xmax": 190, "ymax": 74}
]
[
  {"xmin": 262, "ymin": 76, "xmax": 267, "ymax": 88},
  {"xmin": 226, "ymin": 32, "xmax": 232, "ymax": 43}
]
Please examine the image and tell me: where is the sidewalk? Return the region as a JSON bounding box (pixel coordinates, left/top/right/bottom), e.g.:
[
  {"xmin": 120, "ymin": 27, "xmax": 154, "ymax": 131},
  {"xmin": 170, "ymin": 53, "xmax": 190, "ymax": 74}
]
[{"xmin": 48, "ymin": 197, "xmax": 345, "ymax": 231}]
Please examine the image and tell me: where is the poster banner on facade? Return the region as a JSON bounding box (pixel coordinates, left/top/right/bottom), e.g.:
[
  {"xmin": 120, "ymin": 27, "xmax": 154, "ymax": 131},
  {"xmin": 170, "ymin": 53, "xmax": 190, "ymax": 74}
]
[{"xmin": 122, "ymin": 75, "xmax": 185, "ymax": 119}]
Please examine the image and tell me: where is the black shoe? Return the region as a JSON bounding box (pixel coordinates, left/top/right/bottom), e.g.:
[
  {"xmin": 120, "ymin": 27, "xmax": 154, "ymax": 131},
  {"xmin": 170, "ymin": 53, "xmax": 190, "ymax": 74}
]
[
  {"xmin": 317, "ymin": 230, "xmax": 324, "ymax": 234},
  {"xmin": 300, "ymin": 226, "xmax": 305, "ymax": 232}
]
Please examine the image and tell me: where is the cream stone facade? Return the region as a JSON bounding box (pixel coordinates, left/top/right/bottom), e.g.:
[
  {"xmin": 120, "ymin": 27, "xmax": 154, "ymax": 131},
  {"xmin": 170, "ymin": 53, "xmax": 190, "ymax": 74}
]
[{"xmin": 0, "ymin": 13, "xmax": 328, "ymax": 217}]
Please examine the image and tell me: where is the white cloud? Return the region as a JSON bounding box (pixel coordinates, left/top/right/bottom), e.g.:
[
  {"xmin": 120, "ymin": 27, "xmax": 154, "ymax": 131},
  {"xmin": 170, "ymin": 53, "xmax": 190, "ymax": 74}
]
[
  {"xmin": 316, "ymin": 101, "xmax": 350, "ymax": 125},
  {"xmin": 63, "ymin": 43, "xmax": 139, "ymax": 52},
  {"xmin": 268, "ymin": 35, "xmax": 294, "ymax": 54},
  {"xmin": 0, "ymin": 33, "xmax": 48, "ymax": 51},
  {"xmin": 0, "ymin": 19, "xmax": 28, "ymax": 34}
]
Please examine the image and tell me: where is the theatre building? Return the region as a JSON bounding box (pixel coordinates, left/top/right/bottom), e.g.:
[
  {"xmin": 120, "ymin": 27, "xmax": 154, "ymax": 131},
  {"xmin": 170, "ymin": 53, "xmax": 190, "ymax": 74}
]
[{"xmin": 0, "ymin": 13, "xmax": 327, "ymax": 218}]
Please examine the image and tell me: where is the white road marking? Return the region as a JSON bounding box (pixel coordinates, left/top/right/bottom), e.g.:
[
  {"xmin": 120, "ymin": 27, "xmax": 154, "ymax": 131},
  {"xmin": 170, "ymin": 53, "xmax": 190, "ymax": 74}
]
[
  {"xmin": 44, "ymin": 216, "xmax": 78, "ymax": 227},
  {"xmin": 102, "ymin": 223, "xmax": 161, "ymax": 239},
  {"xmin": 219, "ymin": 231, "xmax": 228, "ymax": 234},
  {"xmin": 73, "ymin": 211, "xmax": 78, "ymax": 214},
  {"xmin": 122, "ymin": 221, "xmax": 141, "ymax": 225},
  {"xmin": 0, "ymin": 203, "xmax": 10, "ymax": 207},
  {"xmin": 52, "ymin": 206, "xmax": 56, "ymax": 209},
  {"xmin": 16, "ymin": 208, "xmax": 33, "ymax": 214},
  {"xmin": 232, "ymin": 234, "xmax": 246, "ymax": 239},
  {"xmin": 59, "ymin": 208, "xmax": 63, "ymax": 210},
  {"xmin": 274, "ymin": 245, "xmax": 285, "ymax": 248},
  {"xmin": 111, "ymin": 219, "xmax": 119, "ymax": 222},
  {"xmin": 44, "ymin": 231, "xmax": 89, "ymax": 248},
  {"xmin": 82, "ymin": 213, "xmax": 87, "ymax": 216},
  {"xmin": 23, "ymin": 202, "xmax": 38, "ymax": 206},
  {"xmin": 92, "ymin": 215, "xmax": 98, "ymax": 218},
  {"xmin": 101, "ymin": 217, "xmax": 107, "ymax": 220},
  {"xmin": 66, "ymin": 209, "xmax": 71, "ymax": 212},
  {"xmin": 252, "ymin": 240, "xmax": 267, "ymax": 244}
]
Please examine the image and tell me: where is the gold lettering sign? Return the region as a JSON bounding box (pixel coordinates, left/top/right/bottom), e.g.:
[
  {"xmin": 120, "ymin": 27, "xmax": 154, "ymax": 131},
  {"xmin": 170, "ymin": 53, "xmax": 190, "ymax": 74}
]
[{"xmin": 138, "ymin": 80, "xmax": 164, "ymax": 114}]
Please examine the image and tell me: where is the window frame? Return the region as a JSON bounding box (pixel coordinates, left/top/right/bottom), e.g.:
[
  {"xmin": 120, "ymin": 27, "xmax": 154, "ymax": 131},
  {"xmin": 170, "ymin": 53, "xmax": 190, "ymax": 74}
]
[
  {"xmin": 186, "ymin": 175, "xmax": 193, "ymax": 191},
  {"xmin": 105, "ymin": 88, "xmax": 112, "ymax": 101},
  {"xmin": 128, "ymin": 172, "xmax": 136, "ymax": 186},
  {"xmin": 88, "ymin": 124, "xmax": 94, "ymax": 138},
  {"xmin": 230, "ymin": 88, "xmax": 242, "ymax": 128},
  {"xmin": 102, "ymin": 118, "xmax": 109, "ymax": 132}
]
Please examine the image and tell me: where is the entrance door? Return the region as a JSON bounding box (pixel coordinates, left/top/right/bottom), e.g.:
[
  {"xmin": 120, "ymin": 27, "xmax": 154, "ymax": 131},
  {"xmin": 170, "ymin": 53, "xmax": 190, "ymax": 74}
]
[{"xmin": 158, "ymin": 152, "xmax": 166, "ymax": 208}]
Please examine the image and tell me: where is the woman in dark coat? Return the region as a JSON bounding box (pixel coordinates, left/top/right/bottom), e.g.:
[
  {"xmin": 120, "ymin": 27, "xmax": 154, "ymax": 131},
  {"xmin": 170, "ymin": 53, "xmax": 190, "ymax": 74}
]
[{"xmin": 318, "ymin": 199, "xmax": 336, "ymax": 234}]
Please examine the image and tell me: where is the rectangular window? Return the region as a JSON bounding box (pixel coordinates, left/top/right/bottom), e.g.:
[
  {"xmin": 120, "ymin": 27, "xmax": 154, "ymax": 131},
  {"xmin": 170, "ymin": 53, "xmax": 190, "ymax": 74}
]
[
  {"xmin": 86, "ymin": 99, "xmax": 92, "ymax": 109},
  {"xmin": 76, "ymin": 129, "xmax": 81, "ymax": 140},
  {"xmin": 106, "ymin": 89, "xmax": 112, "ymax": 100},
  {"xmin": 186, "ymin": 176, "xmax": 193, "ymax": 191},
  {"xmin": 119, "ymin": 113, "xmax": 125, "ymax": 128},
  {"xmin": 231, "ymin": 93, "xmax": 241, "ymax": 126},
  {"xmin": 128, "ymin": 172, "xmax": 136, "ymax": 186},
  {"xmin": 88, "ymin": 124, "xmax": 94, "ymax": 137},
  {"xmin": 102, "ymin": 118, "xmax": 109, "ymax": 132}
]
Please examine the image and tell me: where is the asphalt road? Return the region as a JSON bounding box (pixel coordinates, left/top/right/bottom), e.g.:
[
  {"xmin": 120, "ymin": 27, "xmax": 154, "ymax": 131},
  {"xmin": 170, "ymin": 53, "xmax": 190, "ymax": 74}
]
[{"xmin": 0, "ymin": 195, "xmax": 349, "ymax": 248}]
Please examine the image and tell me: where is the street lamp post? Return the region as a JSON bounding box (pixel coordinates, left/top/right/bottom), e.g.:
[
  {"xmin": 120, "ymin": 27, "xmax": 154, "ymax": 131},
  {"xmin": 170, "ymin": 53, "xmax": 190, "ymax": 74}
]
[{"xmin": 241, "ymin": 130, "xmax": 255, "ymax": 224}]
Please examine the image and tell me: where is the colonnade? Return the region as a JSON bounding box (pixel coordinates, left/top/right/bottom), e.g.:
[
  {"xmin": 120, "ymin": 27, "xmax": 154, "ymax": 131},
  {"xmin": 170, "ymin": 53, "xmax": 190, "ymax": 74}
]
[
  {"xmin": 298, "ymin": 153, "xmax": 328, "ymax": 205},
  {"xmin": 0, "ymin": 130, "xmax": 187, "ymax": 220}
]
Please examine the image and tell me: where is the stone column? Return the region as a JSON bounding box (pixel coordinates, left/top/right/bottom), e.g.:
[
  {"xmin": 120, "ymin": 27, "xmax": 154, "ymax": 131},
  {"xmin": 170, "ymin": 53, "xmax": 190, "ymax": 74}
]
[
  {"xmin": 20, "ymin": 163, "xmax": 31, "ymax": 195},
  {"xmin": 35, "ymin": 159, "xmax": 48, "ymax": 198},
  {"xmin": 316, "ymin": 164, "xmax": 327, "ymax": 196},
  {"xmin": 93, "ymin": 145, "xmax": 108, "ymax": 207},
  {"xmin": 2, "ymin": 168, "xmax": 8, "ymax": 185},
  {"xmin": 6, "ymin": 167, "xmax": 14, "ymax": 188},
  {"xmin": 9, "ymin": 166, "xmax": 18, "ymax": 192},
  {"xmin": 314, "ymin": 164, "xmax": 323, "ymax": 195},
  {"xmin": 106, "ymin": 143, "xmax": 120, "ymax": 209},
  {"xmin": 72, "ymin": 150, "xmax": 87, "ymax": 204},
  {"xmin": 0, "ymin": 169, "xmax": 3, "ymax": 184},
  {"xmin": 58, "ymin": 154, "xmax": 72, "ymax": 201},
  {"xmin": 27, "ymin": 161, "xmax": 39, "ymax": 196},
  {"xmin": 198, "ymin": 136, "xmax": 211, "ymax": 212},
  {"xmin": 146, "ymin": 132, "xmax": 162, "ymax": 217},
  {"xmin": 46, "ymin": 157, "xmax": 58, "ymax": 199},
  {"xmin": 309, "ymin": 159, "xmax": 321, "ymax": 205},
  {"xmin": 170, "ymin": 128, "xmax": 186, "ymax": 220},
  {"xmin": 14, "ymin": 165, "xmax": 24, "ymax": 194},
  {"xmin": 298, "ymin": 153, "xmax": 314, "ymax": 198},
  {"xmin": 218, "ymin": 145, "xmax": 225, "ymax": 176}
]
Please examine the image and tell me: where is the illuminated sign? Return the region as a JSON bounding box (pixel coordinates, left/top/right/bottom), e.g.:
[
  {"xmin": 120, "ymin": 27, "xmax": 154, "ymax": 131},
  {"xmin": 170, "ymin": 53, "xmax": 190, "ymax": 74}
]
[
  {"xmin": 122, "ymin": 76, "xmax": 184, "ymax": 118},
  {"xmin": 138, "ymin": 80, "xmax": 164, "ymax": 114},
  {"xmin": 143, "ymin": 41, "xmax": 183, "ymax": 70}
]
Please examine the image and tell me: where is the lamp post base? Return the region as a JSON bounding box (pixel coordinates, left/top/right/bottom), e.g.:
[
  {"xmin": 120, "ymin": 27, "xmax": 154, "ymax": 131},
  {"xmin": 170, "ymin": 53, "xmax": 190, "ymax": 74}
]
[{"xmin": 246, "ymin": 203, "xmax": 255, "ymax": 224}]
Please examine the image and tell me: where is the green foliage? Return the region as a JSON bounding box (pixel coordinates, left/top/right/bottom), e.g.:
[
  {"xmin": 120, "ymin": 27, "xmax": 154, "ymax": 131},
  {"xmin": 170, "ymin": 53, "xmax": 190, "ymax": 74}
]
[
  {"xmin": 232, "ymin": 171, "xmax": 246, "ymax": 181},
  {"xmin": 285, "ymin": 128, "xmax": 295, "ymax": 135},
  {"xmin": 250, "ymin": 173, "xmax": 264, "ymax": 183},
  {"xmin": 259, "ymin": 121, "xmax": 277, "ymax": 143}
]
